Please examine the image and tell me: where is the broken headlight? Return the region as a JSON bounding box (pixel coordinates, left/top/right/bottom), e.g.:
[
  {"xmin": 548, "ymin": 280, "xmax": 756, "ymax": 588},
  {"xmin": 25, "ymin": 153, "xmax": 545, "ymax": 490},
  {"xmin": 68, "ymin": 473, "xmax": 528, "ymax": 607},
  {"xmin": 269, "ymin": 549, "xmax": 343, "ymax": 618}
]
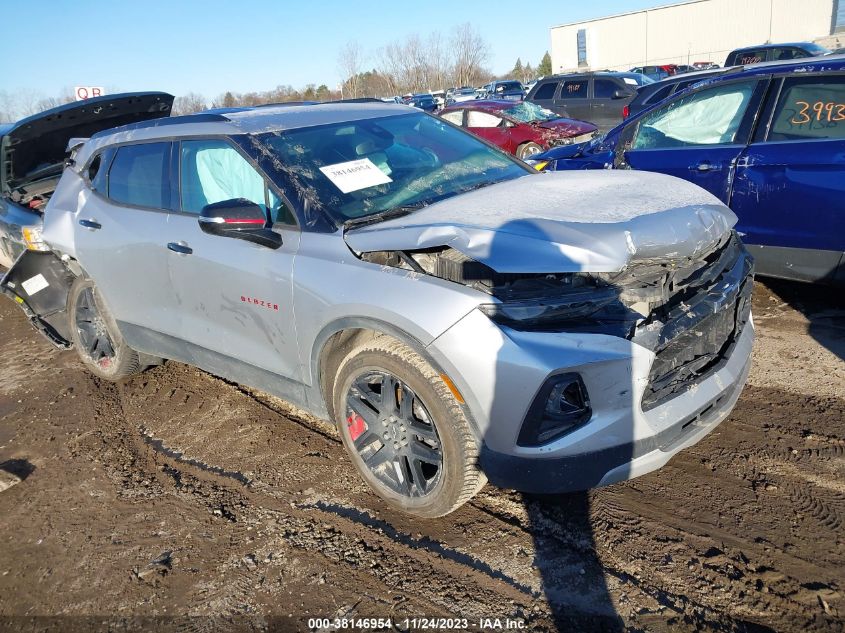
[
  {"xmin": 479, "ymin": 286, "xmax": 620, "ymax": 328},
  {"xmin": 22, "ymin": 225, "xmax": 49, "ymax": 252}
]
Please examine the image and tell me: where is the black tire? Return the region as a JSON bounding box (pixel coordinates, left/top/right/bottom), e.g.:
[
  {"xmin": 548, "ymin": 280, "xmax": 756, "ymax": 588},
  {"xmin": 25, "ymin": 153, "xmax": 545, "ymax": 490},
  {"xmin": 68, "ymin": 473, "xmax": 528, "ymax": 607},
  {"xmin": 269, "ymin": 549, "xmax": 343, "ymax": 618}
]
[
  {"xmin": 333, "ymin": 337, "xmax": 485, "ymax": 518},
  {"xmin": 516, "ymin": 142, "xmax": 543, "ymax": 160},
  {"xmin": 67, "ymin": 276, "xmax": 141, "ymax": 381}
]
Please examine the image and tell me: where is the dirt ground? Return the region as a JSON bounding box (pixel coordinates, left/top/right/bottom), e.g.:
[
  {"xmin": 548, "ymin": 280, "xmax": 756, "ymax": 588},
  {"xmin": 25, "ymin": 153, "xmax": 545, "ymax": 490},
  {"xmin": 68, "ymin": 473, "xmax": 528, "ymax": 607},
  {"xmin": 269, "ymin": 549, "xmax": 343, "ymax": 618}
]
[{"xmin": 0, "ymin": 278, "xmax": 842, "ymax": 632}]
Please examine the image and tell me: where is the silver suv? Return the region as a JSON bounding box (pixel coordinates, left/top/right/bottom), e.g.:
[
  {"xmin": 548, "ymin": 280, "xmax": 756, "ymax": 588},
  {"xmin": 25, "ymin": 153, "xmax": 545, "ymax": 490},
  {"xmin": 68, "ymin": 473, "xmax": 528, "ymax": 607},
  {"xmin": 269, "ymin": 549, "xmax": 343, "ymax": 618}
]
[{"xmin": 1, "ymin": 102, "xmax": 754, "ymax": 517}]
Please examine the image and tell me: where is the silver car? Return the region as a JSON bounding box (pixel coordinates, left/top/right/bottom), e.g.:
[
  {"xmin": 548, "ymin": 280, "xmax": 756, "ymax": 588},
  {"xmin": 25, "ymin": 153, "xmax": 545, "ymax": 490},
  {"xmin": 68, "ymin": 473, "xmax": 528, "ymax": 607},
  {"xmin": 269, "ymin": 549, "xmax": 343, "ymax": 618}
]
[{"xmin": 1, "ymin": 102, "xmax": 754, "ymax": 517}]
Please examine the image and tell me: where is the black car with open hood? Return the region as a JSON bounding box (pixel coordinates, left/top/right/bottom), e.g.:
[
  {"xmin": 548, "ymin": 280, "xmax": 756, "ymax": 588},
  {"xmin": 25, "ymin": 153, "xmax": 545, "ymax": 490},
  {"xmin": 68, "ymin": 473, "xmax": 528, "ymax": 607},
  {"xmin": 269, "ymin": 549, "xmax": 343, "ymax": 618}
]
[{"xmin": 0, "ymin": 91, "xmax": 174, "ymax": 267}]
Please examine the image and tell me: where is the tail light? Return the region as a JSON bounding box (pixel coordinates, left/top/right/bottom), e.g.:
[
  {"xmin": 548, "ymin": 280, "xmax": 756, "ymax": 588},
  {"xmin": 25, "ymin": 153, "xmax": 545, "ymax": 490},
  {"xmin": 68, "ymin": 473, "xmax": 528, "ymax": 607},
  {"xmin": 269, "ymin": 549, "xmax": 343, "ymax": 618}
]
[{"xmin": 622, "ymin": 105, "xmax": 630, "ymax": 119}]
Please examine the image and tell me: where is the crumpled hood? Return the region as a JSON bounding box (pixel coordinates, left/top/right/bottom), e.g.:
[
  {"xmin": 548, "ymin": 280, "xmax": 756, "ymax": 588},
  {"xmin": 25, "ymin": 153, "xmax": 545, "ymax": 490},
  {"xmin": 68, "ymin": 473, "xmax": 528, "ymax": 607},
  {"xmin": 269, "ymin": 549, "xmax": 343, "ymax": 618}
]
[
  {"xmin": 344, "ymin": 170, "xmax": 737, "ymax": 273},
  {"xmin": 536, "ymin": 118, "xmax": 596, "ymax": 136}
]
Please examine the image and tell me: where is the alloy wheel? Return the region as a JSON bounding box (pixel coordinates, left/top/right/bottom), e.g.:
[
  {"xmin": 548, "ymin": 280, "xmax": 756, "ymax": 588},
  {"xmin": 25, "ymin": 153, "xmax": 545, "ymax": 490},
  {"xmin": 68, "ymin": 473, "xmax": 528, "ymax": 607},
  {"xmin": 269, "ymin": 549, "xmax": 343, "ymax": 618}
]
[{"xmin": 345, "ymin": 370, "xmax": 443, "ymax": 498}]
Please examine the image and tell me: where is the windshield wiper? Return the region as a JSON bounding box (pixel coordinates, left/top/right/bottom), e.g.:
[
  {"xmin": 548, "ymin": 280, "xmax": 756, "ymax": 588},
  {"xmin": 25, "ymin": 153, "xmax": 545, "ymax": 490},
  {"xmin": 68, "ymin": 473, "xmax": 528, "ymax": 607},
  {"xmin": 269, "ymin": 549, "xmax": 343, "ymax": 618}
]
[{"xmin": 343, "ymin": 202, "xmax": 428, "ymax": 230}]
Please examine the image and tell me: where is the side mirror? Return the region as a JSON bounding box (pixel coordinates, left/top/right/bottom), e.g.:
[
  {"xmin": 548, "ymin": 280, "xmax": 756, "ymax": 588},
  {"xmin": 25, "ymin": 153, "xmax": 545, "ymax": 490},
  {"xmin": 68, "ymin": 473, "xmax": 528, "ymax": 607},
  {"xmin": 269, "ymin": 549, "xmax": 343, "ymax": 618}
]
[
  {"xmin": 199, "ymin": 198, "xmax": 282, "ymax": 250},
  {"xmin": 612, "ymin": 89, "xmax": 633, "ymax": 99}
]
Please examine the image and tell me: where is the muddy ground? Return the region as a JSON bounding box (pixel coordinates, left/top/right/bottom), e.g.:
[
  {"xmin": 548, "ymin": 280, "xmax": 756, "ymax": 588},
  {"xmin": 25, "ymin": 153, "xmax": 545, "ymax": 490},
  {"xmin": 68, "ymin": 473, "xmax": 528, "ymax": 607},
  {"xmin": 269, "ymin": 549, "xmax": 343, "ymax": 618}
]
[{"xmin": 0, "ymin": 279, "xmax": 842, "ymax": 632}]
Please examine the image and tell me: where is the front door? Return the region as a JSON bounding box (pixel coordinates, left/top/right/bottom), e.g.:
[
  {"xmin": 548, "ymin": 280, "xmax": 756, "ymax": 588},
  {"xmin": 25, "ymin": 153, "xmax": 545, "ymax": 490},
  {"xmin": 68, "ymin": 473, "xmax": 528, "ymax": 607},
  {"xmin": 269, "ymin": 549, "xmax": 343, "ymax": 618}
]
[
  {"xmin": 165, "ymin": 138, "xmax": 302, "ymax": 381},
  {"xmin": 465, "ymin": 110, "xmax": 513, "ymax": 153},
  {"xmin": 621, "ymin": 78, "xmax": 764, "ymax": 203},
  {"xmin": 591, "ymin": 78, "xmax": 628, "ymax": 132},
  {"xmin": 731, "ymin": 74, "xmax": 845, "ymax": 273}
]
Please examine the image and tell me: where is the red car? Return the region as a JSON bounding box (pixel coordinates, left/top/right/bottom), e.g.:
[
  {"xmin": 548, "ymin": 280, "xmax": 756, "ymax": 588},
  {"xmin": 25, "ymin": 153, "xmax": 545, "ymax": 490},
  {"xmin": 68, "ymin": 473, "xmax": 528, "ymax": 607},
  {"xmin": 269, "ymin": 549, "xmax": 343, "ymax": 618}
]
[{"xmin": 439, "ymin": 100, "xmax": 598, "ymax": 160}]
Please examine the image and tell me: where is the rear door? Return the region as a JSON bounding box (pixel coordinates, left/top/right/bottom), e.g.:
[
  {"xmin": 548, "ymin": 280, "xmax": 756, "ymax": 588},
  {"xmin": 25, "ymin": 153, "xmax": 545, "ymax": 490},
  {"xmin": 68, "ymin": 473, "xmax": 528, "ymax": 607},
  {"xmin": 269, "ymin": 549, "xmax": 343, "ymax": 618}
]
[
  {"xmin": 72, "ymin": 141, "xmax": 180, "ymax": 341},
  {"xmin": 620, "ymin": 78, "xmax": 766, "ymax": 203},
  {"xmin": 165, "ymin": 137, "xmax": 302, "ymax": 381},
  {"xmin": 554, "ymin": 78, "xmax": 591, "ymax": 122},
  {"xmin": 730, "ymin": 73, "xmax": 845, "ymax": 279}
]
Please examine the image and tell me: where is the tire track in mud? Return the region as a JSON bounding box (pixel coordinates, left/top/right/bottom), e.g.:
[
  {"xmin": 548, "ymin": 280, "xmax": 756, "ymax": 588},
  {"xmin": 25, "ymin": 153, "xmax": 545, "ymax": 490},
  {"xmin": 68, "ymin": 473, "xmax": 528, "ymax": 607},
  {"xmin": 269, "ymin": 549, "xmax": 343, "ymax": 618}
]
[
  {"xmin": 85, "ymin": 362, "xmax": 843, "ymax": 632},
  {"xmin": 6, "ymin": 279, "xmax": 841, "ymax": 632},
  {"xmin": 79, "ymin": 370, "xmax": 563, "ymax": 629}
]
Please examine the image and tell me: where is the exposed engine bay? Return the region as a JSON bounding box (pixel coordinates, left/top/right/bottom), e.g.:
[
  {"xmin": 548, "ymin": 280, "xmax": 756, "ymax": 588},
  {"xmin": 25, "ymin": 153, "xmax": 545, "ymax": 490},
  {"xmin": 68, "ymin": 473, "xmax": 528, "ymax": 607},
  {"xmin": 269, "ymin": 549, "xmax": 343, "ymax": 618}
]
[{"xmin": 359, "ymin": 231, "xmax": 753, "ymax": 409}]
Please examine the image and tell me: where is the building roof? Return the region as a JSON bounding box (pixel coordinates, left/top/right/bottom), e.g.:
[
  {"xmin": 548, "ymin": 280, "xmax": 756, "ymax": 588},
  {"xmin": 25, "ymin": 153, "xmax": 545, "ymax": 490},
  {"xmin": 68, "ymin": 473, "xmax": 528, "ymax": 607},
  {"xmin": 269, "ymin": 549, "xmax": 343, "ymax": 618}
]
[{"xmin": 551, "ymin": 0, "xmax": 713, "ymax": 30}]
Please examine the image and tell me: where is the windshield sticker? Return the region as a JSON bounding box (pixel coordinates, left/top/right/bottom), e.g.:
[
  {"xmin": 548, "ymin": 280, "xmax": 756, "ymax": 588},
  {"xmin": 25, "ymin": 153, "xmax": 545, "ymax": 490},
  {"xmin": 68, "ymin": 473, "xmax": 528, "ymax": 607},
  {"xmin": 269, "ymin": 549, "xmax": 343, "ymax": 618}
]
[
  {"xmin": 623, "ymin": 78, "xmax": 638, "ymax": 85},
  {"xmin": 21, "ymin": 273, "xmax": 49, "ymax": 296},
  {"xmin": 319, "ymin": 158, "xmax": 392, "ymax": 194}
]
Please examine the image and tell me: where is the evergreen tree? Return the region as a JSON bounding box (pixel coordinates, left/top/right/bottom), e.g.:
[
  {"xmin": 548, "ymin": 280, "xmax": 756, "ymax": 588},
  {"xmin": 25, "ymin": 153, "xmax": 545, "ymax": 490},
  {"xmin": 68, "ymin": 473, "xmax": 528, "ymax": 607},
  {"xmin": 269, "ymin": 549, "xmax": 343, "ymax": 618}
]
[{"xmin": 537, "ymin": 51, "xmax": 552, "ymax": 77}]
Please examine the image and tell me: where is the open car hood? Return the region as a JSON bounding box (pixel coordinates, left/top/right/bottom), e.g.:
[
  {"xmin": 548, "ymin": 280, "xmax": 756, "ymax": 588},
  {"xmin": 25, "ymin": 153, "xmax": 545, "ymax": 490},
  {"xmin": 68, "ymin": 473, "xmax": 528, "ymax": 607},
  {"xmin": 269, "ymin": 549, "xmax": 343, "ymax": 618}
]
[
  {"xmin": 344, "ymin": 170, "xmax": 737, "ymax": 273},
  {"xmin": 1, "ymin": 91, "xmax": 174, "ymax": 191}
]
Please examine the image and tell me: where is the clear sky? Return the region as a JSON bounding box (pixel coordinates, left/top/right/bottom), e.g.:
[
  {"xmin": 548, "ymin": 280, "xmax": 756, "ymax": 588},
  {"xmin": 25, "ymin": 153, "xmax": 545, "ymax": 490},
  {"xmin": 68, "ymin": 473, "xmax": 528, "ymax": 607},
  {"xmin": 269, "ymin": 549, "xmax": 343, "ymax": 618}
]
[{"xmin": 0, "ymin": 0, "xmax": 669, "ymax": 100}]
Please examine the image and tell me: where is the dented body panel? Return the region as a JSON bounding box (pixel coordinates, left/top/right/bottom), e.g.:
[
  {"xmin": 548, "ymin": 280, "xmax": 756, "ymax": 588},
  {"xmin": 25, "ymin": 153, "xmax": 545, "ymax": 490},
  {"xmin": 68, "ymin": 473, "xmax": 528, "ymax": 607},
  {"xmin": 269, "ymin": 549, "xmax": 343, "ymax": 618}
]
[{"xmin": 344, "ymin": 171, "xmax": 737, "ymax": 273}]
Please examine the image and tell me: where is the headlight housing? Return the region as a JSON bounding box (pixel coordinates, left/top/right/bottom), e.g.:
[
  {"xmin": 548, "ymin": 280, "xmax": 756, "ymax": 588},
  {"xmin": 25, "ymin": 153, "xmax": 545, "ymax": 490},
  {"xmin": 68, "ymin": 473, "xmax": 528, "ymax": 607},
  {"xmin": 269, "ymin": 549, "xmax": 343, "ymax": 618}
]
[{"xmin": 479, "ymin": 285, "xmax": 620, "ymax": 328}]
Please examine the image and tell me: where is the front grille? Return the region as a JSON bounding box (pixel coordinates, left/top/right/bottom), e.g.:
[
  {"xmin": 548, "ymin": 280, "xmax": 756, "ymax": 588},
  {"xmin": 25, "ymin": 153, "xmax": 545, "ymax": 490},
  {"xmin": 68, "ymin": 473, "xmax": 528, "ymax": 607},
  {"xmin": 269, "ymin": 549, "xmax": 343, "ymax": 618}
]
[{"xmin": 640, "ymin": 236, "xmax": 753, "ymax": 411}]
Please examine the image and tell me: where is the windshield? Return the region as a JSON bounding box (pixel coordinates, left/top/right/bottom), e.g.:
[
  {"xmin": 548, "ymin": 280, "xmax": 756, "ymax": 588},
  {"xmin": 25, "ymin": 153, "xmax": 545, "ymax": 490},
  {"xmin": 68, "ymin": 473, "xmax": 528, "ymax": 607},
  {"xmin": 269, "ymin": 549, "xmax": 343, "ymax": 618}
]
[
  {"xmin": 805, "ymin": 43, "xmax": 831, "ymax": 55},
  {"xmin": 255, "ymin": 112, "xmax": 530, "ymax": 225},
  {"xmin": 497, "ymin": 81, "xmax": 523, "ymax": 92},
  {"xmin": 502, "ymin": 101, "xmax": 559, "ymax": 123}
]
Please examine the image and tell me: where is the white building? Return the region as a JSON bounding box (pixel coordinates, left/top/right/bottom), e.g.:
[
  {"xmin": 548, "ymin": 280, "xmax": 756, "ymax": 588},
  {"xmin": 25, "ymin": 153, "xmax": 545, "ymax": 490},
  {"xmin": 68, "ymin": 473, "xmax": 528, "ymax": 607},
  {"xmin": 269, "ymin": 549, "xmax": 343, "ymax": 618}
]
[{"xmin": 550, "ymin": 0, "xmax": 841, "ymax": 73}]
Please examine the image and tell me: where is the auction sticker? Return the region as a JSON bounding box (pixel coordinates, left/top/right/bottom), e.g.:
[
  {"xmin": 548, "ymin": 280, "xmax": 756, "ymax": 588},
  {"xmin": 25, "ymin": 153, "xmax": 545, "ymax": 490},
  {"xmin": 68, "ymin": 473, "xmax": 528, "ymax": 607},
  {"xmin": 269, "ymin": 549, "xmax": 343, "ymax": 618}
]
[
  {"xmin": 21, "ymin": 273, "xmax": 49, "ymax": 296},
  {"xmin": 319, "ymin": 158, "xmax": 392, "ymax": 194}
]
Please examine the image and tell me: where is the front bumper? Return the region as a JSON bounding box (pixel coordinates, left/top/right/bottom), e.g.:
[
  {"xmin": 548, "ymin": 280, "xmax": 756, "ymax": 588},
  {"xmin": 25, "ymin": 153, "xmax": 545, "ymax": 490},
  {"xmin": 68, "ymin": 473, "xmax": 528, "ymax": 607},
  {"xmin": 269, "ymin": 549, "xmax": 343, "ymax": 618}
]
[
  {"xmin": 426, "ymin": 242, "xmax": 754, "ymax": 494},
  {"xmin": 478, "ymin": 323, "xmax": 752, "ymax": 493}
]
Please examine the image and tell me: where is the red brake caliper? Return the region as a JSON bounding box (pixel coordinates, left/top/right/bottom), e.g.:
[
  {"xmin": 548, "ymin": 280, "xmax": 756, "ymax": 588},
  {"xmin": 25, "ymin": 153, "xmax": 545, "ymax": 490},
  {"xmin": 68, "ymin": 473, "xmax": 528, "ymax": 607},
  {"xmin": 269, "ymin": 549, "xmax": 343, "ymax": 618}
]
[{"xmin": 347, "ymin": 413, "xmax": 367, "ymax": 441}]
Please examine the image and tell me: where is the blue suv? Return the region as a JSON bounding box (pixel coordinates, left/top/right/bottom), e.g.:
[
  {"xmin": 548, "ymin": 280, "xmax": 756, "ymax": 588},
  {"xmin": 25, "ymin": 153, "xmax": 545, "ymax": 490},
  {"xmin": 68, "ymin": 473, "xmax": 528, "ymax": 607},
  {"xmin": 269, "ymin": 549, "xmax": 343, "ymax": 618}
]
[{"xmin": 531, "ymin": 56, "xmax": 845, "ymax": 284}]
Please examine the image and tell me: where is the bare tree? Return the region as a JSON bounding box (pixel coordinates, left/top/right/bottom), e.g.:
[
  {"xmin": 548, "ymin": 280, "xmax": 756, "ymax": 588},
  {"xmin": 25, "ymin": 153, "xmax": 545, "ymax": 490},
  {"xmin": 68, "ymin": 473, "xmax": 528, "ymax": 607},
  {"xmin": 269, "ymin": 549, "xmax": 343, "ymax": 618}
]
[
  {"xmin": 338, "ymin": 40, "xmax": 364, "ymax": 98},
  {"xmin": 0, "ymin": 91, "xmax": 18, "ymax": 122},
  {"xmin": 173, "ymin": 92, "xmax": 208, "ymax": 115},
  {"xmin": 450, "ymin": 23, "xmax": 491, "ymax": 88}
]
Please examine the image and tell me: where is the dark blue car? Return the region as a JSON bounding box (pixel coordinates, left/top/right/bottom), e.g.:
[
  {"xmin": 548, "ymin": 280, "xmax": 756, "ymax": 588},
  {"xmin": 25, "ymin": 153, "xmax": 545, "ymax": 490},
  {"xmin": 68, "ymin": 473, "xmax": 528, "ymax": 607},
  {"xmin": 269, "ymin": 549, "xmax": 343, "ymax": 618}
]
[{"xmin": 532, "ymin": 56, "xmax": 845, "ymax": 284}]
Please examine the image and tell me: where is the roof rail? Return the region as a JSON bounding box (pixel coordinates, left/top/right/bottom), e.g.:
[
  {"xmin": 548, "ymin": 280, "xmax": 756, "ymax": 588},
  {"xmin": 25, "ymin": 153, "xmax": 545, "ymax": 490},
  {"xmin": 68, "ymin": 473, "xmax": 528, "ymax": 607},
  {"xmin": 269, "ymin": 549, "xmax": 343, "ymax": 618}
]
[
  {"xmin": 90, "ymin": 112, "xmax": 232, "ymax": 138},
  {"xmin": 324, "ymin": 98, "xmax": 387, "ymax": 104}
]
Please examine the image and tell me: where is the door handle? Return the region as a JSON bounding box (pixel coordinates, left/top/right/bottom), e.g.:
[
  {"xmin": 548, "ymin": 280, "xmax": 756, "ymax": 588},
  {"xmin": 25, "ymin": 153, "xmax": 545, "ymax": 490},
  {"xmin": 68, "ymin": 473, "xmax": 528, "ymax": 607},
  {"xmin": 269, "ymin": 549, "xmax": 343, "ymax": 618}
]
[
  {"xmin": 166, "ymin": 241, "xmax": 193, "ymax": 255},
  {"xmin": 690, "ymin": 161, "xmax": 722, "ymax": 172},
  {"xmin": 78, "ymin": 219, "xmax": 102, "ymax": 230}
]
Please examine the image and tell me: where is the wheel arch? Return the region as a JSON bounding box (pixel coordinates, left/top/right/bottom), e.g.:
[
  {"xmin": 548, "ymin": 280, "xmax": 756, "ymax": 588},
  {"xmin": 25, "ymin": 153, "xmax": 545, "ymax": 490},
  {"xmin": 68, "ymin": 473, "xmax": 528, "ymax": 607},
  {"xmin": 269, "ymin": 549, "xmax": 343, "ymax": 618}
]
[{"xmin": 310, "ymin": 316, "xmax": 481, "ymax": 440}]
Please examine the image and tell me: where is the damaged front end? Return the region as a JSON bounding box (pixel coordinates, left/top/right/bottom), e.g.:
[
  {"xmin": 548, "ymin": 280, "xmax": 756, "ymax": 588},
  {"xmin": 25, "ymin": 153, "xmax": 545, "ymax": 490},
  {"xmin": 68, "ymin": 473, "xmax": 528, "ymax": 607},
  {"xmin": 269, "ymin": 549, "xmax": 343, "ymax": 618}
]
[
  {"xmin": 1, "ymin": 250, "xmax": 74, "ymax": 348},
  {"xmin": 357, "ymin": 231, "xmax": 753, "ymax": 411}
]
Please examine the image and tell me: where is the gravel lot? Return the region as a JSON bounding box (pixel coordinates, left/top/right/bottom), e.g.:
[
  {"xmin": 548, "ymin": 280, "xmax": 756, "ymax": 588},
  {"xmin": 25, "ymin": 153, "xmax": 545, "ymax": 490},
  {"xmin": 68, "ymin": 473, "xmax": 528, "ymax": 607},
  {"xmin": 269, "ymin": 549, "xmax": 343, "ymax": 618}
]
[{"xmin": 0, "ymin": 278, "xmax": 842, "ymax": 632}]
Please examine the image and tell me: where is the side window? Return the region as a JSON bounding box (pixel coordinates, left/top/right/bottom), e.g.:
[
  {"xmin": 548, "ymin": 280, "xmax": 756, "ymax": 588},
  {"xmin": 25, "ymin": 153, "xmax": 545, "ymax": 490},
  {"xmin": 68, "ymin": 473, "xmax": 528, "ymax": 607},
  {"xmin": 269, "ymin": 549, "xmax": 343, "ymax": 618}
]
[
  {"xmin": 772, "ymin": 47, "xmax": 808, "ymax": 61},
  {"xmin": 593, "ymin": 79, "xmax": 618, "ymax": 99},
  {"xmin": 768, "ymin": 75, "xmax": 845, "ymax": 141},
  {"xmin": 735, "ymin": 50, "xmax": 766, "ymax": 65},
  {"xmin": 632, "ymin": 80, "xmax": 758, "ymax": 149},
  {"xmin": 560, "ymin": 80, "xmax": 588, "ymax": 99},
  {"xmin": 533, "ymin": 81, "xmax": 558, "ymax": 100},
  {"xmin": 467, "ymin": 110, "xmax": 503, "ymax": 128},
  {"xmin": 180, "ymin": 139, "xmax": 294, "ymax": 224},
  {"xmin": 647, "ymin": 84, "xmax": 676, "ymax": 105},
  {"xmin": 108, "ymin": 142, "xmax": 171, "ymax": 209},
  {"xmin": 87, "ymin": 147, "xmax": 115, "ymax": 194},
  {"xmin": 441, "ymin": 110, "xmax": 464, "ymax": 126}
]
